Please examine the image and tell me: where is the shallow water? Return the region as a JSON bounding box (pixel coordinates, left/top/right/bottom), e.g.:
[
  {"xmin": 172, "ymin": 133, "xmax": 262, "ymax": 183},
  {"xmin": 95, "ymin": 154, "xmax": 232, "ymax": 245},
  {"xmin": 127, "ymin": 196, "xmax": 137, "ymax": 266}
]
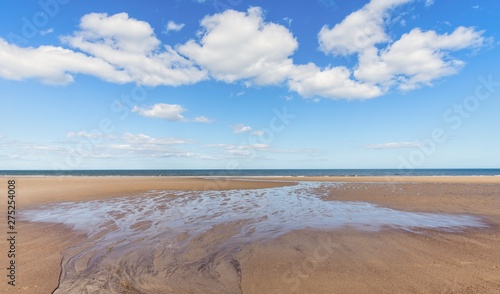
[{"xmin": 23, "ymin": 182, "xmax": 486, "ymax": 293}]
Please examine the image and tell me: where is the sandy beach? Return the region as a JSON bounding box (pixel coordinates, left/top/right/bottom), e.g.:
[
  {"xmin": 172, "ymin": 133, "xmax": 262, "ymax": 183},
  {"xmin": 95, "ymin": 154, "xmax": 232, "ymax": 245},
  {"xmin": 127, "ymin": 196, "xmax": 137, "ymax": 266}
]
[{"xmin": 2, "ymin": 176, "xmax": 500, "ymax": 293}]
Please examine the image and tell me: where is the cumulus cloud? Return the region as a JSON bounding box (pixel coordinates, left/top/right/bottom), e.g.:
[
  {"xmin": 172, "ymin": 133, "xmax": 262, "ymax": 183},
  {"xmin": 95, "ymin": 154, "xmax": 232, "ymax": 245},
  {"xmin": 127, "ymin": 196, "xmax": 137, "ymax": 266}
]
[
  {"xmin": 316, "ymin": 0, "xmax": 486, "ymax": 93},
  {"xmin": 0, "ymin": 13, "xmax": 207, "ymax": 86},
  {"xmin": 0, "ymin": 38, "xmax": 131, "ymax": 85},
  {"xmin": 0, "ymin": 4, "xmax": 488, "ymax": 100},
  {"xmin": 354, "ymin": 26, "xmax": 485, "ymax": 90},
  {"xmin": 132, "ymin": 103, "xmax": 186, "ymax": 121},
  {"xmin": 318, "ymin": 0, "xmax": 411, "ymax": 56},
  {"xmin": 164, "ymin": 21, "xmax": 185, "ymax": 33},
  {"xmin": 288, "ymin": 63, "xmax": 383, "ymax": 99},
  {"xmin": 232, "ymin": 124, "xmax": 252, "ymax": 134},
  {"xmin": 176, "ymin": 5, "xmax": 384, "ymax": 100},
  {"xmin": 132, "ymin": 103, "xmax": 213, "ymax": 122},
  {"xmin": 178, "ymin": 7, "xmax": 298, "ymax": 85},
  {"xmin": 63, "ymin": 13, "xmax": 207, "ymax": 86}
]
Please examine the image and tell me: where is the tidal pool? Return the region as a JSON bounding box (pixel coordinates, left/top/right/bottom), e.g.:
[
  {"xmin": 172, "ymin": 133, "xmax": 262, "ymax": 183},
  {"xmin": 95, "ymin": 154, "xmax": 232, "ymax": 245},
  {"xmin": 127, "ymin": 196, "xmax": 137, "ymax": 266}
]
[{"xmin": 22, "ymin": 182, "xmax": 486, "ymax": 293}]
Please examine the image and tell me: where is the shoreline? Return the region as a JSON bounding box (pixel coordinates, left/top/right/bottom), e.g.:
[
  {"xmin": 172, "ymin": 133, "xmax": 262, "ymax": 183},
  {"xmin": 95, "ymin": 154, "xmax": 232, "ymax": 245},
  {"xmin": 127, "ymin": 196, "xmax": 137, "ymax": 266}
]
[{"xmin": 2, "ymin": 174, "xmax": 500, "ymax": 178}]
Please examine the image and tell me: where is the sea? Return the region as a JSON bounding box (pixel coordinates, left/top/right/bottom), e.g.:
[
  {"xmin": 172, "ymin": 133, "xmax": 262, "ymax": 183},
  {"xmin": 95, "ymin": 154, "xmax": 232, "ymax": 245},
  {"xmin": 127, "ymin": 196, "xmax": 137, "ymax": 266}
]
[{"xmin": 0, "ymin": 168, "xmax": 499, "ymax": 177}]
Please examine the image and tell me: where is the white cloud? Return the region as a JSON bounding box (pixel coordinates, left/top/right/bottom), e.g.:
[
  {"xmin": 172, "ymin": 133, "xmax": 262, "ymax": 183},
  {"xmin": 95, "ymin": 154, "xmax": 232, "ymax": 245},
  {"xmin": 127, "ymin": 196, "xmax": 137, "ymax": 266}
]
[
  {"xmin": 0, "ymin": 13, "xmax": 207, "ymax": 86},
  {"xmin": 316, "ymin": 0, "xmax": 486, "ymax": 95},
  {"xmin": 40, "ymin": 28, "xmax": 54, "ymax": 36},
  {"xmin": 178, "ymin": 7, "xmax": 298, "ymax": 86},
  {"xmin": 164, "ymin": 21, "xmax": 185, "ymax": 33},
  {"xmin": 318, "ymin": 0, "xmax": 411, "ymax": 56},
  {"xmin": 116, "ymin": 133, "xmax": 192, "ymax": 147},
  {"xmin": 67, "ymin": 131, "xmax": 103, "ymax": 140},
  {"xmin": 425, "ymin": 0, "xmax": 434, "ymax": 7},
  {"xmin": 288, "ymin": 63, "xmax": 383, "ymax": 99},
  {"xmin": 0, "ymin": 5, "xmax": 488, "ymax": 100},
  {"xmin": 151, "ymin": 152, "xmax": 216, "ymax": 159},
  {"xmin": 1, "ymin": 132, "xmax": 219, "ymax": 163},
  {"xmin": 364, "ymin": 142, "xmax": 422, "ymax": 149},
  {"xmin": 63, "ymin": 13, "xmax": 207, "ymax": 86},
  {"xmin": 74, "ymin": 132, "xmax": 197, "ymax": 158},
  {"xmin": 132, "ymin": 103, "xmax": 186, "ymax": 121},
  {"xmin": 64, "ymin": 132, "xmax": 193, "ymax": 158},
  {"xmin": 68, "ymin": 12, "xmax": 161, "ymax": 55},
  {"xmin": 205, "ymin": 143, "xmax": 270, "ymax": 158},
  {"xmin": 132, "ymin": 103, "xmax": 213, "ymax": 122},
  {"xmin": 203, "ymin": 142, "xmax": 314, "ymax": 159},
  {"xmin": 232, "ymin": 124, "xmax": 252, "ymax": 134},
  {"xmin": 193, "ymin": 116, "xmax": 213, "ymax": 123},
  {"xmin": 251, "ymin": 130, "xmax": 264, "ymax": 136},
  {"xmin": 205, "ymin": 143, "xmax": 269, "ymax": 150},
  {"xmin": 0, "ymin": 136, "xmax": 65, "ymax": 161},
  {"xmin": 0, "ymin": 38, "xmax": 131, "ymax": 85},
  {"xmin": 354, "ymin": 26, "xmax": 485, "ymax": 90}
]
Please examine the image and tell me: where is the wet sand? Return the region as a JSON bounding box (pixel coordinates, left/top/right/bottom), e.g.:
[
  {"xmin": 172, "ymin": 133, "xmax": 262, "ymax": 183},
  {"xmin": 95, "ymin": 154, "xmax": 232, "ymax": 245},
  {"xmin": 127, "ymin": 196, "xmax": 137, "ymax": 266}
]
[
  {"xmin": 2, "ymin": 176, "xmax": 500, "ymax": 293},
  {"xmin": 8, "ymin": 176, "xmax": 296, "ymax": 206},
  {"xmin": 242, "ymin": 177, "xmax": 500, "ymax": 294}
]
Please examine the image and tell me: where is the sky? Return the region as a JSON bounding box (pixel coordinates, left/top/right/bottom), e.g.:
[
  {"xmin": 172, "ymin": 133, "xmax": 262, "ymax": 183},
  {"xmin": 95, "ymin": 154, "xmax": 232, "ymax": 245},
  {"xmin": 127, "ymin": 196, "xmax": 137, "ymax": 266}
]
[{"xmin": 0, "ymin": 0, "xmax": 499, "ymax": 170}]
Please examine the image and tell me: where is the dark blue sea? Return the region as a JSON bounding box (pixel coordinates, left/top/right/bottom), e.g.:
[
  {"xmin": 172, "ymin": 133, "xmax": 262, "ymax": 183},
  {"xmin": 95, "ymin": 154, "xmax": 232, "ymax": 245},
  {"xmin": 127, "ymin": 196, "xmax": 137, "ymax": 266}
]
[{"xmin": 0, "ymin": 169, "xmax": 499, "ymax": 177}]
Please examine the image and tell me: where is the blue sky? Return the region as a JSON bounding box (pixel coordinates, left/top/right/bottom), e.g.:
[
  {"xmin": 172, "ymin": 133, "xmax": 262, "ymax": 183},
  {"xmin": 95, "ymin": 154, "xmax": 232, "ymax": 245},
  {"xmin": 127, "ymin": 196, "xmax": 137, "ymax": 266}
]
[{"xmin": 1, "ymin": 0, "xmax": 499, "ymax": 170}]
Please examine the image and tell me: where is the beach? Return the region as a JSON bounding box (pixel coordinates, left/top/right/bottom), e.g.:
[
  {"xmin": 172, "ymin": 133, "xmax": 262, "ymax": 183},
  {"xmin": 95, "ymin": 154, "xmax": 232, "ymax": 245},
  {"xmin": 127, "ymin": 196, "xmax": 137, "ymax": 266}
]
[{"xmin": 2, "ymin": 176, "xmax": 500, "ymax": 293}]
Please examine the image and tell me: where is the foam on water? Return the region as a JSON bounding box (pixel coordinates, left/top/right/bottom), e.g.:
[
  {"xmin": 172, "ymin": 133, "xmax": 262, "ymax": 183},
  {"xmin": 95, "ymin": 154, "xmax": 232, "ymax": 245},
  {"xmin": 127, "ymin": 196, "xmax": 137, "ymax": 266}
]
[{"xmin": 22, "ymin": 182, "xmax": 486, "ymax": 293}]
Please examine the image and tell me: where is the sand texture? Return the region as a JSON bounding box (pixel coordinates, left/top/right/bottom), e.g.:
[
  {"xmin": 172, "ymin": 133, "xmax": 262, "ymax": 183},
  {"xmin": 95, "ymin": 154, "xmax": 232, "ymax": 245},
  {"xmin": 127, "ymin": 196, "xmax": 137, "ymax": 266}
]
[{"xmin": 1, "ymin": 176, "xmax": 499, "ymax": 293}]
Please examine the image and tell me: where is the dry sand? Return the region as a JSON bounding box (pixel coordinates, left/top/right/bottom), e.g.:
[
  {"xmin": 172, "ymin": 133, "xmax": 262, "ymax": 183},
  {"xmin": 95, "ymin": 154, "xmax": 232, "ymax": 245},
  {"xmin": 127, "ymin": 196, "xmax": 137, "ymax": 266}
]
[{"xmin": 1, "ymin": 176, "xmax": 499, "ymax": 293}]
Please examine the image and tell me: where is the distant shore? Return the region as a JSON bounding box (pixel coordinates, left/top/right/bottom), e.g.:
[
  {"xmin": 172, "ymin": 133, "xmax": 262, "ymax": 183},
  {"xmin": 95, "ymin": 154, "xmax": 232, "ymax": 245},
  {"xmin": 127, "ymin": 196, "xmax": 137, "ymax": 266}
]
[
  {"xmin": 1, "ymin": 168, "xmax": 500, "ymax": 178},
  {"xmin": 3, "ymin": 176, "xmax": 500, "ymax": 293}
]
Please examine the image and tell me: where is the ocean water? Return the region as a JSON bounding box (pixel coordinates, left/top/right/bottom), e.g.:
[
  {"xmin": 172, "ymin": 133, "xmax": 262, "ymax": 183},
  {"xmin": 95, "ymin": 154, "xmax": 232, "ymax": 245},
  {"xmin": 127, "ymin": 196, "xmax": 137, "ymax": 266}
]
[{"xmin": 1, "ymin": 168, "xmax": 500, "ymax": 177}]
